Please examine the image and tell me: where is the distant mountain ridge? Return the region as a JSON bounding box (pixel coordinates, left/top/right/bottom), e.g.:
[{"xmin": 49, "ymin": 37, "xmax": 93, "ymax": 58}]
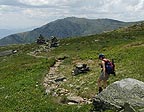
[
  {"xmin": 0, "ymin": 26, "xmax": 37, "ymax": 39},
  {"xmin": 0, "ymin": 17, "xmax": 139, "ymax": 46}
]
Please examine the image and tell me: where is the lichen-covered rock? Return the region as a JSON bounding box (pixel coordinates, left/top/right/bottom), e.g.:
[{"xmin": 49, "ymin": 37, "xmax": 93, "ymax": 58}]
[{"xmin": 92, "ymin": 78, "xmax": 144, "ymax": 111}]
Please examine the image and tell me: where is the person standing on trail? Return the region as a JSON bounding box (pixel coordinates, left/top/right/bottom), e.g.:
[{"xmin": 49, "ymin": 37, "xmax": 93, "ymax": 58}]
[{"xmin": 97, "ymin": 54, "xmax": 110, "ymax": 93}]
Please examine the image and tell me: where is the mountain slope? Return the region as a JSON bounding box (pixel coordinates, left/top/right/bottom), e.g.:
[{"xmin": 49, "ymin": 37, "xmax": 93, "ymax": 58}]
[
  {"xmin": 0, "ymin": 27, "xmax": 36, "ymax": 39},
  {"xmin": 0, "ymin": 17, "xmax": 138, "ymax": 46},
  {"xmin": 0, "ymin": 22, "xmax": 144, "ymax": 112}
]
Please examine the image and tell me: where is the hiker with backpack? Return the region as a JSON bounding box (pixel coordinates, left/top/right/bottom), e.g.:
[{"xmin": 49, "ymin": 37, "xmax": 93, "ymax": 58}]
[{"xmin": 97, "ymin": 54, "xmax": 115, "ymax": 93}]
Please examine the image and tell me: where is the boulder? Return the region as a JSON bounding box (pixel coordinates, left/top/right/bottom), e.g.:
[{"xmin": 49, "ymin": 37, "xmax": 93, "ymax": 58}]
[{"xmin": 92, "ymin": 78, "xmax": 144, "ymax": 111}]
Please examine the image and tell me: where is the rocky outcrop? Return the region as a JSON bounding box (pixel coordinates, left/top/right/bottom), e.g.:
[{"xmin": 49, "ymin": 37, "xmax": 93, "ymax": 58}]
[
  {"xmin": 0, "ymin": 50, "xmax": 17, "ymax": 57},
  {"xmin": 92, "ymin": 78, "xmax": 144, "ymax": 112}
]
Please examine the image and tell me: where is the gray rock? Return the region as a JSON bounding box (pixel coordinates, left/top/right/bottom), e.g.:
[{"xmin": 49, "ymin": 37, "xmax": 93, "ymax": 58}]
[
  {"xmin": 72, "ymin": 64, "xmax": 90, "ymax": 75},
  {"xmin": 67, "ymin": 96, "xmax": 84, "ymax": 103},
  {"xmin": 0, "ymin": 50, "xmax": 17, "ymax": 57},
  {"xmin": 92, "ymin": 78, "xmax": 144, "ymax": 111},
  {"xmin": 54, "ymin": 77, "xmax": 66, "ymax": 82},
  {"xmin": 68, "ymin": 102, "xmax": 77, "ymax": 105},
  {"xmin": 139, "ymin": 108, "xmax": 144, "ymax": 112},
  {"xmin": 119, "ymin": 102, "xmax": 137, "ymax": 112}
]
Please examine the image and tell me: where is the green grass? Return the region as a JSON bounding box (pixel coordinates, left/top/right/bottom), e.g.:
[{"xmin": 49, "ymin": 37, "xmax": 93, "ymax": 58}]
[
  {"xmin": 0, "ymin": 45, "xmax": 91, "ymax": 112},
  {"xmin": 0, "ymin": 23, "xmax": 144, "ymax": 111}
]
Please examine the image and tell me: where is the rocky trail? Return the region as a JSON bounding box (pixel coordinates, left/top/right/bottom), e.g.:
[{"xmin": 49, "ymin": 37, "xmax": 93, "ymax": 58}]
[
  {"xmin": 43, "ymin": 58, "xmax": 92, "ymax": 104},
  {"xmin": 27, "ymin": 46, "xmax": 92, "ymax": 105}
]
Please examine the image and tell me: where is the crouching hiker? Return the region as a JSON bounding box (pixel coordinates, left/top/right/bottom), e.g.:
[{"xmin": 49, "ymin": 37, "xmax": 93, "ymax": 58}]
[{"xmin": 97, "ymin": 54, "xmax": 115, "ymax": 93}]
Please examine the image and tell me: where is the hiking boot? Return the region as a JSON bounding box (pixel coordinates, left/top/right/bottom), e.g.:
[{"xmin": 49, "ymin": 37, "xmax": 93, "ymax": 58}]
[
  {"xmin": 98, "ymin": 87, "xmax": 103, "ymax": 93},
  {"xmin": 113, "ymin": 72, "xmax": 116, "ymax": 76}
]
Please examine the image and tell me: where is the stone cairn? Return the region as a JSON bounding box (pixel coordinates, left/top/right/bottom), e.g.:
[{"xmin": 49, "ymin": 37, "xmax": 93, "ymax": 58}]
[
  {"xmin": 72, "ymin": 63, "xmax": 90, "ymax": 75},
  {"xmin": 50, "ymin": 36, "xmax": 59, "ymax": 48},
  {"xmin": 36, "ymin": 34, "xmax": 46, "ymax": 44},
  {"xmin": 36, "ymin": 35, "xmax": 59, "ymax": 48}
]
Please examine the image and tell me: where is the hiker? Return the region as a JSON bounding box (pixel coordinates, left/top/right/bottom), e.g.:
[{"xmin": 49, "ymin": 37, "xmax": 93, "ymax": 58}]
[{"xmin": 97, "ymin": 54, "xmax": 110, "ymax": 93}]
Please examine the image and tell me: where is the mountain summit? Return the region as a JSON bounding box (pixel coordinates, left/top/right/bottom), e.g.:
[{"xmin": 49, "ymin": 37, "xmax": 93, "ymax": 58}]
[{"xmin": 0, "ymin": 17, "xmax": 136, "ymax": 46}]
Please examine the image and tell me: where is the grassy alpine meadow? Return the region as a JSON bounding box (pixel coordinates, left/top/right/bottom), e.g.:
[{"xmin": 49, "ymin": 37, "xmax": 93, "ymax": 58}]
[
  {"xmin": 0, "ymin": 44, "xmax": 91, "ymax": 112},
  {"xmin": 0, "ymin": 23, "xmax": 144, "ymax": 112}
]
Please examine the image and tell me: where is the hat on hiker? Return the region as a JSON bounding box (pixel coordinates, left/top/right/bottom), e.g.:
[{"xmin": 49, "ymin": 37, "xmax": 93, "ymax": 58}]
[{"xmin": 99, "ymin": 54, "xmax": 105, "ymax": 59}]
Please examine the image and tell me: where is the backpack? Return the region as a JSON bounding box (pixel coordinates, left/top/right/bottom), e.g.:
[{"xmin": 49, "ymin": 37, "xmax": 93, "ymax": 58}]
[{"xmin": 103, "ymin": 59, "xmax": 116, "ymax": 75}]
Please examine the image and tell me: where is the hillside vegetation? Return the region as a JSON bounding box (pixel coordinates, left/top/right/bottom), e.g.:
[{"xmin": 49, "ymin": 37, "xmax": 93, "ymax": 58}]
[
  {"xmin": 0, "ymin": 17, "xmax": 137, "ymax": 46},
  {"xmin": 0, "ymin": 22, "xmax": 144, "ymax": 112}
]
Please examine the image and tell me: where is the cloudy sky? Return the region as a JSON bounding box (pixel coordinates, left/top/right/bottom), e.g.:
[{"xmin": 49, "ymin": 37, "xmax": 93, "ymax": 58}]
[{"xmin": 0, "ymin": 0, "xmax": 144, "ymax": 29}]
